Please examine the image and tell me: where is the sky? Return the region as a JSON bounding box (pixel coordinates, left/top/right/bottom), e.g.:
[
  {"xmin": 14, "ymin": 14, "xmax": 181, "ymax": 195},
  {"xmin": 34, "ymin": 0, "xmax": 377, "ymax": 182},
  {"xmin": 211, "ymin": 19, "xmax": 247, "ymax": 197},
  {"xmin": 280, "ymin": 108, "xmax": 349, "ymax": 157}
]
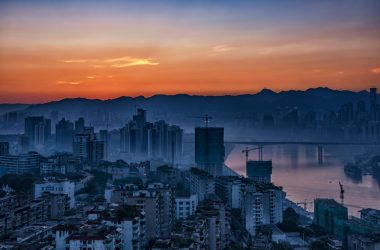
[{"xmin": 0, "ymin": 0, "xmax": 379, "ymax": 103}]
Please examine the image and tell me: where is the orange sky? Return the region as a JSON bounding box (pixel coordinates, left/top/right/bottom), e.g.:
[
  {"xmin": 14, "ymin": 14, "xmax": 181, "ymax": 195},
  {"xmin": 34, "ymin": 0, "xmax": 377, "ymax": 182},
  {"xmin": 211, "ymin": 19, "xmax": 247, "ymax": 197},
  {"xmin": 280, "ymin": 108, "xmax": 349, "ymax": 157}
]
[{"xmin": 0, "ymin": 1, "xmax": 379, "ymax": 103}]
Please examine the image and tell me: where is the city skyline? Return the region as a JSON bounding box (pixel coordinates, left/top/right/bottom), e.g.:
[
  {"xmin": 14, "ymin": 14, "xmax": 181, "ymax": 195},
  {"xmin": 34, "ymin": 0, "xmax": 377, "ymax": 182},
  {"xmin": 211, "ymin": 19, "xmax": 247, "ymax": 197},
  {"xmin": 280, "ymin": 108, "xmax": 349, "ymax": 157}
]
[{"xmin": 1, "ymin": 0, "xmax": 380, "ymax": 103}]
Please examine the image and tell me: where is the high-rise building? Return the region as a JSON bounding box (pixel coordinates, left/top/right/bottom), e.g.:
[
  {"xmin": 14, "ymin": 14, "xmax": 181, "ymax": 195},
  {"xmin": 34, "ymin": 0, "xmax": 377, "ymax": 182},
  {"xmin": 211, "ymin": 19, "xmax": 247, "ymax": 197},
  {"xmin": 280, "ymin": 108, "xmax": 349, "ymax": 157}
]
[
  {"xmin": 148, "ymin": 183, "xmax": 175, "ymax": 238},
  {"xmin": 0, "ymin": 141, "xmax": 10, "ymax": 156},
  {"xmin": 242, "ymin": 184, "xmax": 284, "ymax": 235},
  {"xmin": 168, "ymin": 125, "xmax": 183, "ymax": 164},
  {"xmin": 246, "ymin": 160, "xmax": 272, "ymax": 183},
  {"xmin": 188, "ymin": 167, "xmax": 215, "ymax": 202},
  {"xmin": 99, "ymin": 130, "xmax": 108, "ymax": 160},
  {"xmin": 74, "ymin": 117, "xmax": 85, "ymax": 133},
  {"xmin": 120, "ymin": 110, "xmax": 183, "ymax": 162},
  {"xmin": 73, "ymin": 133, "xmax": 104, "ymax": 164},
  {"xmin": 72, "ymin": 118, "xmax": 104, "ymax": 163},
  {"xmin": 314, "ymin": 199, "xmax": 348, "ymax": 236},
  {"xmin": 195, "ymin": 127, "xmax": 225, "ymax": 176},
  {"xmin": 370, "ymin": 87, "xmax": 378, "ymax": 121},
  {"xmin": 55, "ymin": 118, "xmax": 74, "ymax": 152},
  {"xmin": 24, "ymin": 116, "xmax": 51, "ymax": 148}
]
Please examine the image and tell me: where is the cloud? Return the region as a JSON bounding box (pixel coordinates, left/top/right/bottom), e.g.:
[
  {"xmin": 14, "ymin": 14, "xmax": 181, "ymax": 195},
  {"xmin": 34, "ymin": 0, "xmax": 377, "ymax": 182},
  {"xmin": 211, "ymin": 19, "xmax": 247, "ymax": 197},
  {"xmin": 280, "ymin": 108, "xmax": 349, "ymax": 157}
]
[
  {"xmin": 111, "ymin": 59, "xmax": 159, "ymax": 68},
  {"xmin": 87, "ymin": 76, "xmax": 96, "ymax": 79},
  {"xmin": 56, "ymin": 80, "xmax": 81, "ymax": 85},
  {"xmin": 212, "ymin": 44, "xmax": 237, "ymax": 53},
  {"xmin": 62, "ymin": 59, "xmax": 89, "ymax": 63},
  {"xmin": 105, "ymin": 56, "xmax": 135, "ymax": 63},
  {"xmin": 371, "ymin": 67, "xmax": 380, "ymax": 74},
  {"xmin": 62, "ymin": 56, "xmax": 159, "ymax": 68}
]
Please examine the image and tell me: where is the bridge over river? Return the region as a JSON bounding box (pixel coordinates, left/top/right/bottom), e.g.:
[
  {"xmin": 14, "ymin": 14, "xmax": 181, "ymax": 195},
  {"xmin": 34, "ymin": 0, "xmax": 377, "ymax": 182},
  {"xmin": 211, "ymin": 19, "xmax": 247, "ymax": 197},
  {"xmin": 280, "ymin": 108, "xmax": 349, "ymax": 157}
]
[{"xmin": 225, "ymin": 140, "xmax": 380, "ymax": 165}]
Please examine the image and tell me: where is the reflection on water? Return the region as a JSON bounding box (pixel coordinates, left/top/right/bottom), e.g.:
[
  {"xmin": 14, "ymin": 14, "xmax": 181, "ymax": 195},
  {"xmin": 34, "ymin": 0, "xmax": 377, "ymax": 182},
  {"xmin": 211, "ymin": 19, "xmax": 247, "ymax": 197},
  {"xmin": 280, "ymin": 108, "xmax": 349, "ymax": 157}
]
[{"xmin": 225, "ymin": 144, "xmax": 380, "ymax": 216}]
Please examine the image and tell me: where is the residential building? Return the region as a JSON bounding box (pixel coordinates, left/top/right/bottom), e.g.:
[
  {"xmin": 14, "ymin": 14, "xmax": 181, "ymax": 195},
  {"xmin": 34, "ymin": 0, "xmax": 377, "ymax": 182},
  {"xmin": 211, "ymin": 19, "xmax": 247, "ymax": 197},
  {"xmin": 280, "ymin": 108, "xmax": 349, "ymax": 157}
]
[
  {"xmin": 188, "ymin": 167, "xmax": 215, "ymax": 202},
  {"xmin": 66, "ymin": 225, "xmax": 122, "ymax": 250},
  {"xmin": 24, "ymin": 116, "xmax": 51, "ymax": 148},
  {"xmin": 242, "ymin": 182, "xmax": 284, "ymax": 236},
  {"xmin": 215, "ymin": 176, "xmax": 243, "ymax": 209},
  {"xmin": 34, "ymin": 178, "xmax": 76, "ymax": 208},
  {"xmin": 175, "ymin": 194, "xmax": 198, "ymax": 220}
]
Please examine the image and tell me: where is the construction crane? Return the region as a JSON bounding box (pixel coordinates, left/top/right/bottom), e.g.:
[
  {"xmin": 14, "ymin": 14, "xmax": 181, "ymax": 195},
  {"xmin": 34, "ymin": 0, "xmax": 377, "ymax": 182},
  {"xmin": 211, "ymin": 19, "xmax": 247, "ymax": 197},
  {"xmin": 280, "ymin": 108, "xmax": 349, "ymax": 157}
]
[
  {"xmin": 296, "ymin": 199, "xmax": 313, "ymax": 211},
  {"xmin": 339, "ymin": 181, "xmax": 345, "ymax": 205},
  {"xmin": 241, "ymin": 146, "xmax": 264, "ymax": 162},
  {"xmin": 189, "ymin": 115, "xmax": 213, "ymax": 127}
]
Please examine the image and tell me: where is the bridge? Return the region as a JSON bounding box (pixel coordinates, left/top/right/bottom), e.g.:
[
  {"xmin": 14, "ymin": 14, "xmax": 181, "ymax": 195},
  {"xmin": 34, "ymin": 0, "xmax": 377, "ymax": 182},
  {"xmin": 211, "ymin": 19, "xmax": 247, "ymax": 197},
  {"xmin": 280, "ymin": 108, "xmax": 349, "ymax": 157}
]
[
  {"xmin": 225, "ymin": 141, "xmax": 380, "ymax": 146},
  {"xmin": 225, "ymin": 140, "xmax": 380, "ymax": 165}
]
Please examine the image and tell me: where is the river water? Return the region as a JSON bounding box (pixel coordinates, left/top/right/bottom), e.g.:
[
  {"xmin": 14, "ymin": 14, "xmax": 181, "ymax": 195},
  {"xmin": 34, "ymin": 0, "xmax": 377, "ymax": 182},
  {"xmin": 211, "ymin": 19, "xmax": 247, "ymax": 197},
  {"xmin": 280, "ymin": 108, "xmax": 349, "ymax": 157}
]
[{"xmin": 225, "ymin": 144, "xmax": 380, "ymax": 216}]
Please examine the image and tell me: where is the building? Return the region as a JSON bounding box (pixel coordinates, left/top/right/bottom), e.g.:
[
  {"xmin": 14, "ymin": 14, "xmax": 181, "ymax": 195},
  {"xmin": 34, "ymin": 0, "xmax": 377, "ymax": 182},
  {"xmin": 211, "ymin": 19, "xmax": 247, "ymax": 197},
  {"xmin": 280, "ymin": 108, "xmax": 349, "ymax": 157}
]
[
  {"xmin": 120, "ymin": 110, "xmax": 183, "ymax": 162},
  {"xmin": 188, "ymin": 167, "xmax": 215, "ymax": 202},
  {"xmin": 148, "ymin": 183, "xmax": 175, "ymax": 237},
  {"xmin": 347, "ymin": 234, "xmax": 380, "ymax": 250},
  {"xmin": 367, "ymin": 121, "xmax": 380, "ymax": 140},
  {"xmin": 0, "ymin": 198, "xmax": 50, "ymax": 234},
  {"xmin": 0, "ymin": 152, "xmax": 41, "ymax": 174},
  {"xmin": 24, "ymin": 116, "xmax": 51, "ymax": 148},
  {"xmin": 54, "ymin": 224, "xmax": 80, "ymax": 250},
  {"xmin": 99, "ymin": 129, "xmax": 108, "ymax": 160},
  {"xmin": 0, "ymin": 224, "xmax": 56, "ymax": 249},
  {"xmin": 360, "ymin": 208, "xmax": 380, "ymax": 226},
  {"xmin": 55, "ymin": 118, "xmax": 74, "ymax": 152},
  {"xmin": 314, "ymin": 199, "xmax": 348, "ymax": 237},
  {"xmin": 109, "ymin": 183, "xmax": 174, "ymax": 240},
  {"xmin": 242, "ymin": 183, "xmax": 284, "ymax": 236},
  {"xmin": 73, "ymin": 123, "xmax": 104, "ymax": 164},
  {"xmin": 175, "ymin": 197, "xmax": 231, "ymax": 250},
  {"xmin": 92, "ymin": 204, "xmax": 146, "ymax": 250},
  {"xmin": 195, "ymin": 127, "xmax": 225, "ymax": 176},
  {"xmin": 215, "ymin": 176, "xmax": 243, "ymax": 209},
  {"xmin": 112, "ymin": 185, "xmax": 160, "ymax": 240},
  {"xmin": 34, "ymin": 178, "xmax": 76, "ymax": 208},
  {"xmin": 40, "ymin": 161, "xmax": 66, "ymax": 175},
  {"xmin": 370, "ymin": 87, "xmax": 378, "ymax": 121},
  {"xmin": 66, "ymin": 225, "xmax": 122, "ymax": 250},
  {"xmin": 246, "ymin": 160, "xmax": 272, "ymax": 183},
  {"xmin": 42, "ymin": 193, "xmax": 69, "ymax": 220},
  {"xmin": 344, "ymin": 217, "xmax": 380, "ymax": 242},
  {"xmin": 0, "ymin": 141, "xmax": 9, "ymax": 156},
  {"xmin": 175, "ymin": 194, "xmax": 198, "ymax": 220}
]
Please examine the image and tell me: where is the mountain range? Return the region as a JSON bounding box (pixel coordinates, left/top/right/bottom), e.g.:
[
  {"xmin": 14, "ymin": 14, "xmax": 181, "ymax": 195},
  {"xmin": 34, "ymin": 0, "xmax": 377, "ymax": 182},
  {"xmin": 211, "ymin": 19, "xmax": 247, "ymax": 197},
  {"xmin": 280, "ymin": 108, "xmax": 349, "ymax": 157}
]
[
  {"xmin": 1, "ymin": 87, "xmax": 375, "ymax": 114},
  {"xmin": 0, "ymin": 87, "xmax": 377, "ymax": 132}
]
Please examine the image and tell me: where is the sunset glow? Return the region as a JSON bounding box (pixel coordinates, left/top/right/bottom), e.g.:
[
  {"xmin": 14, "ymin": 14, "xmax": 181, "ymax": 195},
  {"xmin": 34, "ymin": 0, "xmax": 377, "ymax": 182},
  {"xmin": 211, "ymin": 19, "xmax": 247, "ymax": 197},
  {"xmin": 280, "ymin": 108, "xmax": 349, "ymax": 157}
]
[{"xmin": 0, "ymin": 0, "xmax": 379, "ymax": 103}]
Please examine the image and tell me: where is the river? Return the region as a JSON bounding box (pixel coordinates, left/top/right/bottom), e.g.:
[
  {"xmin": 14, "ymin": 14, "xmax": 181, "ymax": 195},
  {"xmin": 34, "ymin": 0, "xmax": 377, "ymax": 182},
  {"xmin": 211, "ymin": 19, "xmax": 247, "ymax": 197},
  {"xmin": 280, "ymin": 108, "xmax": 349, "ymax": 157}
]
[{"xmin": 225, "ymin": 144, "xmax": 380, "ymax": 216}]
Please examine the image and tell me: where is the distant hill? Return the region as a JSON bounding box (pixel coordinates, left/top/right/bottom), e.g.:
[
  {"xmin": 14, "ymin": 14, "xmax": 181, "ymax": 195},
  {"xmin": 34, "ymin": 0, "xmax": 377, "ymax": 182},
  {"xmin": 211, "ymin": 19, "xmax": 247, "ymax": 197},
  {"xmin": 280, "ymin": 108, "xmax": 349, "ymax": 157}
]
[
  {"xmin": 0, "ymin": 104, "xmax": 30, "ymax": 114},
  {"xmin": 0, "ymin": 87, "xmax": 377, "ymax": 131}
]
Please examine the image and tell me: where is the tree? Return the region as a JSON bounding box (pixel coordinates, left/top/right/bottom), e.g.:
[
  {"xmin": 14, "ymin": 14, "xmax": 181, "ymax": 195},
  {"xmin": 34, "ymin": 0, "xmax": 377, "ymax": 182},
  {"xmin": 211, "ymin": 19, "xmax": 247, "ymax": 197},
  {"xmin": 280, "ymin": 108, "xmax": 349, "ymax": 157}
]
[
  {"xmin": 277, "ymin": 207, "xmax": 299, "ymax": 232},
  {"xmin": 0, "ymin": 173, "xmax": 37, "ymax": 194}
]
